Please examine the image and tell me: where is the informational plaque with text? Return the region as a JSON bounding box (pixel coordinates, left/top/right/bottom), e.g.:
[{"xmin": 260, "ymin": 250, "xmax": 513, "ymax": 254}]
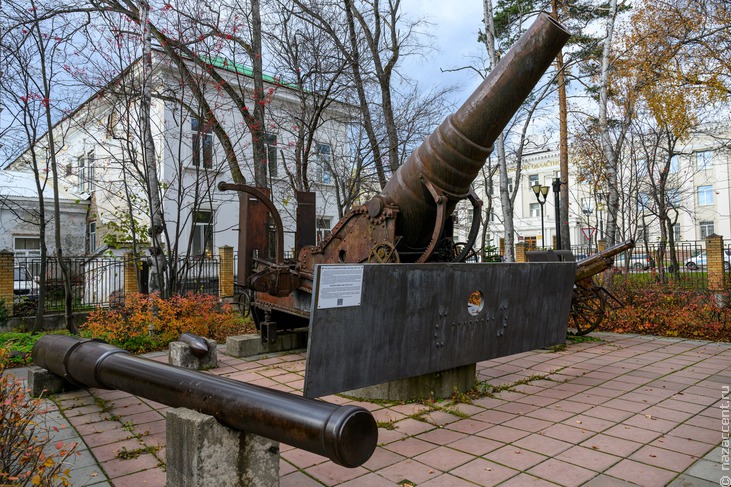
[{"xmin": 316, "ymin": 265, "xmax": 363, "ymax": 309}]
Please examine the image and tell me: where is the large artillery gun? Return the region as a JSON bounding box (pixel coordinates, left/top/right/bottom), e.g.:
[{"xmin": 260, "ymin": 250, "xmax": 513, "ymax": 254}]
[{"xmin": 221, "ymin": 13, "xmax": 572, "ymax": 341}]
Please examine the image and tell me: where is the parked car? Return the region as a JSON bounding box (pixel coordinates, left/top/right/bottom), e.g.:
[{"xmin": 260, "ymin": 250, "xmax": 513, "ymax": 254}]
[
  {"xmin": 14, "ymin": 265, "xmax": 39, "ymax": 296},
  {"xmin": 613, "ymin": 253, "xmax": 653, "ymax": 270},
  {"xmin": 685, "ymin": 250, "xmax": 731, "ymax": 271}
]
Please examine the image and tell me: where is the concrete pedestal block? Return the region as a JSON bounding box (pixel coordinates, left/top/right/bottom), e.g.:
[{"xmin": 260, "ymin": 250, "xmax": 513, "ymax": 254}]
[
  {"xmin": 169, "ymin": 339, "xmax": 217, "ymax": 370},
  {"xmin": 27, "ymin": 366, "xmax": 78, "ymax": 398},
  {"xmin": 345, "ymin": 364, "xmax": 477, "ymax": 402},
  {"xmin": 166, "ymin": 408, "xmax": 280, "ymax": 487},
  {"xmin": 225, "ymin": 330, "xmax": 307, "ymax": 358}
]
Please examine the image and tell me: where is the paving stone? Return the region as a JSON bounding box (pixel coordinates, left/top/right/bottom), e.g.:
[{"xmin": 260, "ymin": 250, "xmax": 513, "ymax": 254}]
[
  {"xmin": 11, "ymin": 334, "xmax": 731, "ymax": 487},
  {"xmin": 528, "ymin": 458, "xmax": 596, "ymax": 486},
  {"xmin": 685, "ymin": 458, "xmax": 728, "ymax": 483},
  {"xmin": 604, "ymin": 459, "xmax": 678, "ymax": 486},
  {"xmin": 666, "ymin": 474, "xmax": 720, "ymax": 487}
]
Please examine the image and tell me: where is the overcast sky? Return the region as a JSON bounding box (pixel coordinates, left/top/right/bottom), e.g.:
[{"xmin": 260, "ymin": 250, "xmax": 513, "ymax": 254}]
[{"xmin": 400, "ymin": 0, "xmax": 487, "ymax": 106}]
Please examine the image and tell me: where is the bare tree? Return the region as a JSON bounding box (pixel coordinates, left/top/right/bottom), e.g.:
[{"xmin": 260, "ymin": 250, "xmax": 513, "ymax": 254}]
[{"xmin": 1, "ymin": 0, "xmax": 91, "ymax": 333}]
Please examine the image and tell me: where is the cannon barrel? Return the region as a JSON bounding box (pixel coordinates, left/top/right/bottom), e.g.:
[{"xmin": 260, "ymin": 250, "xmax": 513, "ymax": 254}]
[
  {"xmin": 31, "ymin": 335, "xmax": 377, "ymax": 468},
  {"xmin": 376, "ymin": 13, "xmax": 571, "ymax": 249},
  {"xmin": 575, "ymin": 239, "xmax": 636, "ymax": 281}
]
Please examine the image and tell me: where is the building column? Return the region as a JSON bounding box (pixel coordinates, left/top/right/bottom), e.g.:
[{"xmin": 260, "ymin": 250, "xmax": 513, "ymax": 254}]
[
  {"xmin": 218, "ymin": 246, "xmax": 234, "ymax": 298},
  {"xmin": 124, "ymin": 253, "xmax": 139, "ymax": 296},
  {"xmin": 0, "ymin": 250, "xmax": 13, "ymax": 317},
  {"xmin": 515, "ymin": 242, "xmax": 526, "ymax": 263},
  {"xmin": 705, "ymin": 234, "xmax": 725, "ymax": 291}
]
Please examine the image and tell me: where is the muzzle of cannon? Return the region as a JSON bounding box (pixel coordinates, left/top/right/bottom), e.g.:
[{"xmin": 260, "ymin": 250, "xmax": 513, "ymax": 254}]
[
  {"xmin": 220, "ymin": 12, "xmax": 571, "ymax": 334},
  {"xmin": 575, "ymin": 239, "xmax": 636, "ymax": 281},
  {"xmin": 377, "ymin": 12, "xmax": 570, "ymax": 253},
  {"xmin": 31, "ymin": 335, "xmax": 378, "ymax": 468}
]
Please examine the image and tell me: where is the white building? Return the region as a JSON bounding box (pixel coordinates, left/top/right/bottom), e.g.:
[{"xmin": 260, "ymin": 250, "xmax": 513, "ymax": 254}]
[
  {"xmin": 6, "ymin": 52, "xmax": 353, "ymax": 260},
  {"xmin": 0, "ymin": 170, "xmax": 88, "ymax": 257},
  {"xmin": 454, "ymin": 126, "xmax": 731, "ymax": 256}
]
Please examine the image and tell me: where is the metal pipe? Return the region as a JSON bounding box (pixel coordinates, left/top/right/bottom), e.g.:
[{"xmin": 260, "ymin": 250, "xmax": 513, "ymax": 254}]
[
  {"xmin": 32, "ymin": 335, "xmax": 377, "ymax": 468},
  {"xmin": 377, "ymin": 13, "xmax": 571, "ymax": 249}
]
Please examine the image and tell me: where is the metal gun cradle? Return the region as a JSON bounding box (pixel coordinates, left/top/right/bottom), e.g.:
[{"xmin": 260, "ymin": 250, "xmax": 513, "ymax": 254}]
[{"xmin": 31, "ymin": 335, "xmax": 378, "ymax": 468}]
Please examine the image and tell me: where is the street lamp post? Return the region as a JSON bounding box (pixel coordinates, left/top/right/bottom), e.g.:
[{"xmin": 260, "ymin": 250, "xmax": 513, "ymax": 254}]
[
  {"xmin": 582, "ymin": 204, "xmax": 594, "ymax": 249},
  {"xmin": 532, "ymin": 183, "xmax": 550, "ymax": 248},
  {"xmin": 552, "ymin": 178, "xmax": 561, "ymax": 249},
  {"xmin": 596, "ymin": 192, "xmax": 607, "ymax": 241}
]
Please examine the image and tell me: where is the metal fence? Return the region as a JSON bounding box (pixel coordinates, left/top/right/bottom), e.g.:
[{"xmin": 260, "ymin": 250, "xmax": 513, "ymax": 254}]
[
  {"xmin": 11, "ymin": 254, "xmax": 221, "ymax": 317},
  {"xmin": 569, "ymin": 241, "xmax": 712, "ymax": 289}
]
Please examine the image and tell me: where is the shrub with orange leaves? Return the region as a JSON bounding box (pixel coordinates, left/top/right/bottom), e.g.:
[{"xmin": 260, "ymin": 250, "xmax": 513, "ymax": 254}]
[
  {"xmin": 599, "ymin": 281, "xmax": 731, "ymax": 342},
  {"xmin": 81, "ymin": 293, "xmax": 253, "ymax": 353},
  {"xmin": 0, "ymin": 349, "xmax": 77, "ymax": 486}
]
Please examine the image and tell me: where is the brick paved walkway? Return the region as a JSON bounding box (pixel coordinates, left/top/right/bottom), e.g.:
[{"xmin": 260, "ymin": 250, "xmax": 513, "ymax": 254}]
[{"xmin": 17, "ymin": 333, "xmax": 731, "ymax": 486}]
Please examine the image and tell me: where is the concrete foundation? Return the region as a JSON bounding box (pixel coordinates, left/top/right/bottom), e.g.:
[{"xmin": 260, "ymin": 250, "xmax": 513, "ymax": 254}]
[
  {"xmin": 345, "ymin": 364, "xmax": 477, "ymax": 402},
  {"xmin": 166, "ymin": 408, "xmax": 280, "ymax": 487},
  {"xmin": 27, "ymin": 365, "xmax": 77, "ymax": 398},
  {"xmin": 225, "ymin": 330, "xmax": 307, "ymax": 358},
  {"xmin": 169, "ymin": 339, "xmax": 218, "ymax": 370}
]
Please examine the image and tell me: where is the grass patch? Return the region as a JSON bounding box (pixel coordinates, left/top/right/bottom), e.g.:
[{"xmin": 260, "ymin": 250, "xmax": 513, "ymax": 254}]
[
  {"xmin": 0, "ymin": 330, "xmax": 70, "ymax": 367},
  {"xmin": 116, "ymin": 445, "xmax": 162, "ymax": 460},
  {"xmin": 566, "ymin": 335, "xmax": 604, "ymax": 344},
  {"xmin": 376, "ymin": 420, "xmax": 396, "ymax": 430}
]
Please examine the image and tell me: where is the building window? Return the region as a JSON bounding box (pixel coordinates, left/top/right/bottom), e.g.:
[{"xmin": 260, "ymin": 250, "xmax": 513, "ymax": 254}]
[
  {"xmin": 465, "ymin": 207, "xmax": 474, "ymax": 225},
  {"xmin": 524, "ymin": 236, "xmax": 537, "ymax": 250},
  {"xmin": 315, "ymin": 142, "xmax": 332, "ymax": 184},
  {"xmin": 508, "ymin": 178, "xmax": 513, "ymax": 193},
  {"xmin": 192, "ymin": 118, "xmax": 213, "ymax": 168},
  {"xmin": 696, "ymin": 150, "xmax": 713, "ymax": 171},
  {"xmin": 637, "ymin": 192, "xmax": 650, "ymax": 211},
  {"xmin": 265, "ymin": 133, "xmax": 277, "ymax": 178},
  {"xmin": 88, "ymin": 222, "xmax": 97, "ymax": 254},
  {"xmin": 698, "ymin": 185, "xmax": 714, "ymax": 206},
  {"xmin": 530, "ymin": 203, "xmax": 540, "ymax": 218},
  {"xmin": 191, "ymin": 210, "xmax": 213, "ymax": 256},
  {"xmin": 316, "ymin": 217, "xmax": 331, "ymax": 243},
  {"xmin": 668, "ymin": 188, "xmax": 681, "ymax": 208},
  {"xmin": 700, "ymin": 221, "xmax": 714, "ymax": 239},
  {"xmin": 78, "ymin": 152, "xmax": 94, "ymax": 192},
  {"xmin": 673, "ymin": 223, "xmax": 681, "ymax": 241},
  {"xmin": 14, "ymin": 237, "xmax": 41, "ymax": 257},
  {"xmin": 669, "ymin": 154, "xmax": 679, "ymax": 173},
  {"xmin": 528, "ymin": 174, "xmax": 539, "ymax": 189},
  {"xmin": 636, "ymin": 159, "xmax": 647, "ymax": 177}
]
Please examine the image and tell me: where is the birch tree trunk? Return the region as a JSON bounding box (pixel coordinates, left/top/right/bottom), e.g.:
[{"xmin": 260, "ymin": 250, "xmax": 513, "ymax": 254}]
[
  {"xmin": 599, "ymin": 0, "xmax": 620, "ymax": 248},
  {"xmin": 483, "ymin": 0, "xmax": 514, "ymax": 261},
  {"xmin": 140, "ymin": 0, "xmax": 167, "ymax": 294}
]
